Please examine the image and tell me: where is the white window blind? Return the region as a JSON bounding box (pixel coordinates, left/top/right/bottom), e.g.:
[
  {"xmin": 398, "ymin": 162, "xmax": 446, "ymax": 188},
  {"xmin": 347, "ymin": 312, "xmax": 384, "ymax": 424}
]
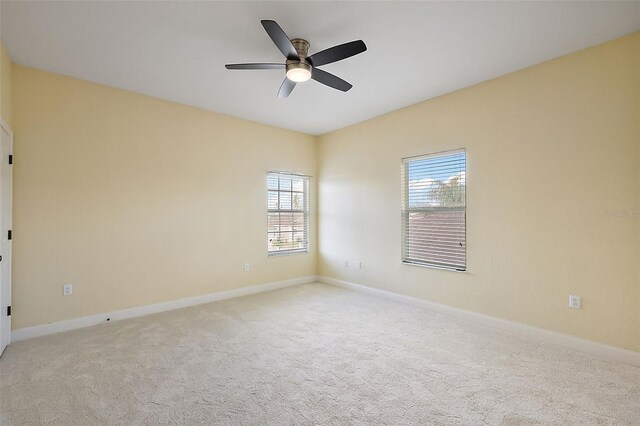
[
  {"xmin": 267, "ymin": 172, "xmax": 310, "ymax": 255},
  {"xmin": 401, "ymin": 150, "xmax": 466, "ymax": 271}
]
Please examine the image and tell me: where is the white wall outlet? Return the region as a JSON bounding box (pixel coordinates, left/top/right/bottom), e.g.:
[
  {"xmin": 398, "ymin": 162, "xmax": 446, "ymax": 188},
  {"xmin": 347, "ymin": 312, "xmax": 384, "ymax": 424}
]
[
  {"xmin": 243, "ymin": 263, "xmax": 250, "ymax": 272},
  {"xmin": 63, "ymin": 284, "xmax": 73, "ymax": 296},
  {"xmin": 569, "ymin": 295, "xmax": 581, "ymax": 309},
  {"xmin": 358, "ymin": 261, "xmax": 363, "ymax": 270},
  {"xmin": 344, "ymin": 260, "xmax": 349, "ymax": 268}
]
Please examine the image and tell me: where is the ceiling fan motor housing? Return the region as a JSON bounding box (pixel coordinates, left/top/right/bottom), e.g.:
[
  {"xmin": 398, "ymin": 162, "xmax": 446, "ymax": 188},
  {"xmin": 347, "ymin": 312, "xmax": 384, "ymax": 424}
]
[{"xmin": 287, "ymin": 38, "xmax": 312, "ymax": 74}]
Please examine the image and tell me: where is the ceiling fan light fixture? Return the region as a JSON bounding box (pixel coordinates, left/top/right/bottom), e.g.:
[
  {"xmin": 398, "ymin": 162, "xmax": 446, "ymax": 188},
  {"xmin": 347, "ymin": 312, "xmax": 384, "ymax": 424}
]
[{"xmin": 286, "ymin": 67, "xmax": 312, "ymax": 82}]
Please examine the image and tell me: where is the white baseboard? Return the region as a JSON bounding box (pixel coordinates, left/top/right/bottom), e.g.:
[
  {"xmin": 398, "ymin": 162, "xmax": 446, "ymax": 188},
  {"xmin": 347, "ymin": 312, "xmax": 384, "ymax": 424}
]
[
  {"xmin": 318, "ymin": 276, "xmax": 640, "ymax": 367},
  {"xmin": 12, "ymin": 275, "xmax": 317, "ymax": 342}
]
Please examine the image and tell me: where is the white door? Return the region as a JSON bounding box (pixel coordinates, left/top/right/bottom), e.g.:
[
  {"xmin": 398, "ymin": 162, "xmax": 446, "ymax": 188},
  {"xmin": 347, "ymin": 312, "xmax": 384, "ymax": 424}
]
[{"xmin": 0, "ymin": 122, "xmax": 12, "ymax": 356}]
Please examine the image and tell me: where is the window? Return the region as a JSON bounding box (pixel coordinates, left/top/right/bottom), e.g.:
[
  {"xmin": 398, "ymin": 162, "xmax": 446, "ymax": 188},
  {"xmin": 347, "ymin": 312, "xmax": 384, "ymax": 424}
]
[
  {"xmin": 401, "ymin": 150, "xmax": 466, "ymax": 271},
  {"xmin": 267, "ymin": 172, "xmax": 310, "ymax": 255}
]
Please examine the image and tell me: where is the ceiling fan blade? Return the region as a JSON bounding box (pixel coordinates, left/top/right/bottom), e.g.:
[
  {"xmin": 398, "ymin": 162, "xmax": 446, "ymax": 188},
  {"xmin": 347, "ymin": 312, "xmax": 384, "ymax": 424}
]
[
  {"xmin": 225, "ymin": 63, "xmax": 285, "ymax": 70},
  {"xmin": 261, "ymin": 20, "xmax": 299, "ymax": 61},
  {"xmin": 278, "ymin": 78, "xmax": 296, "ymax": 99},
  {"xmin": 311, "ymin": 68, "xmax": 352, "ymax": 92},
  {"xmin": 307, "ymin": 40, "xmax": 367, "ymax": 67}
]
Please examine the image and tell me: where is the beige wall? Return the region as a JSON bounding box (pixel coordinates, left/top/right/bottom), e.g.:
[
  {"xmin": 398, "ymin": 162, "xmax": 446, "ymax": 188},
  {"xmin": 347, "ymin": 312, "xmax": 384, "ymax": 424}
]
[
  {"xmin": 8, "ymin": 33, "xmax": 640, "ymax": 351},
  {"xmin": 11, "ymin": 65, "xmax": 317, "ymax": 329},
  {"xmin": 318, "ymin": 34, "xmax": 640, "ymax": 351},
  {"xmin": 0, "ymin": 41, "xmax": 11, "ymax": 127}
]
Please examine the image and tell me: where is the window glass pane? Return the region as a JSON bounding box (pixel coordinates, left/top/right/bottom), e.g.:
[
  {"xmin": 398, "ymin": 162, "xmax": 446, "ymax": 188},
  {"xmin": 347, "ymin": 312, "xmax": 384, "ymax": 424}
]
[
  {"xmin": 268, "ymin": 191, "xmax": 279, "ymax": 210},
  {"xmin": 292, "ymin": 192, "xmax": 304, "ymax": 210},
  {"xmin": 407, "ymin": 151, "xmax": 465, "ymax": 208},
  {"xmin": 292, "ymin": 213, "xmax": 305, "ymax": 231},
  {"xmin": 280, "ymin": 176, "xmax": 292, "ymax": 191},
  {"xmin": 292, "ymin": 177, "xmax": 304, "ymax": 192},
  {"xmin": 268, "ymin": 232, "xmax": 286, "ymax": 251},
  {"xmin": 279, "ymin": 191, "xmax": 292, "ymax": 210},
  {"xmin": 274, "ymin": 232, "xmax": 293, "ymax": 250},
  {"xmin": 267, "ymin": 213, "xmax": 280, "ymax": 232},
  {"xmin": 293, "ymin": 232, "xmax": 305, "ymax": 247},
  {"xmin": 406, "ymin": 210, "xmax": 465, "ymax": 263},
  {"xmin": 287, "ymin": 232, "xmax": 297, "ymax": 250},
  {"xmin": 267, "ymin": 175, "xmax": 279, "ymax": 190},
  {"xmin": 280, "ymin": 212, "xmax": 293, "ymax": 232}
]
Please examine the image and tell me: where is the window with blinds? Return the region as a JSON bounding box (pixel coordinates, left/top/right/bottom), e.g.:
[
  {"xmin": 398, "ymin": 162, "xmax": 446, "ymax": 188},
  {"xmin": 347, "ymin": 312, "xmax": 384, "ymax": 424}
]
[
  {"xmin": 267, "ymin": 172, "xmax": 310, "ymax": 255},
  {"xmin": 401, "ymin": 150, "xmax": 466, "ymax": 271}
]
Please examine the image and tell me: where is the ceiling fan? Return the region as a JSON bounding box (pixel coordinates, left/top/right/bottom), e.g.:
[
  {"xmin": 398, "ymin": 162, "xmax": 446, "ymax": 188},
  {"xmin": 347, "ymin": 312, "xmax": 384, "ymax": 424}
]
[{"xmin": 225, "ymin": 20, "xmax": 367, "ymax": 99}]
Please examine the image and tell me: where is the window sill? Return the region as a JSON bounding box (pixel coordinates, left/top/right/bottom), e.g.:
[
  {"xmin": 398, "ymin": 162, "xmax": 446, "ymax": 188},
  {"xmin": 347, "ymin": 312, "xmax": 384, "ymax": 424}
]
[
  {"xmin": 402, "ymin": 261, "xmax": 466, "ymax": 273},
  {"xmin": 268, "ymin": 249, "xmax": 310, "ymax": 257}
]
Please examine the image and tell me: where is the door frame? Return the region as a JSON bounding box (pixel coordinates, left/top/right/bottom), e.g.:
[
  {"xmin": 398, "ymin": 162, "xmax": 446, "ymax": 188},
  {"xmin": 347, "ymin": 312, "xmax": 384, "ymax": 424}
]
[{"xmin": 0, "ymin": 117, "xmax": 13, "ymax": 356}]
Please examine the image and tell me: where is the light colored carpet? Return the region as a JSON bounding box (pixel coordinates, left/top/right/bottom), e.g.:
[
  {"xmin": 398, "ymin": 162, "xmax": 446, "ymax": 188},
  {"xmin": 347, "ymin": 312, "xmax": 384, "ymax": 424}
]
[{"xmin": 0, "ymin": 283, "xmax": 638, "ymax": 425}]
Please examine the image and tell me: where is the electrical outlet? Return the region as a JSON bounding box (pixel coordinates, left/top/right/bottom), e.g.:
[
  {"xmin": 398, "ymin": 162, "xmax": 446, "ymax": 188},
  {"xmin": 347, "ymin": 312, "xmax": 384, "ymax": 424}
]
[
  {"xmin": 243, "ymin": 263, "xmax": 250, "ymax": 272},
  {"xmin": 569, "ymin": 295, "xmax": 581, "ymax": 309},
  {"xmin": 63, "ymin": 284, "xmax": 73, "ymax": 296},
  {"xmin": 344, "ymin": 260, "xmax": 349, "ymax": 268}
]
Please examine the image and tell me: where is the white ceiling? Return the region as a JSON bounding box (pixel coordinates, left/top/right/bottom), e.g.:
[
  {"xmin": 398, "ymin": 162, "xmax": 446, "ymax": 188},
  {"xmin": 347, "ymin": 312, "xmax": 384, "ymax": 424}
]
[{"xmin": 1, "ymin": 1, "xmax": 639, "ymax": 135}]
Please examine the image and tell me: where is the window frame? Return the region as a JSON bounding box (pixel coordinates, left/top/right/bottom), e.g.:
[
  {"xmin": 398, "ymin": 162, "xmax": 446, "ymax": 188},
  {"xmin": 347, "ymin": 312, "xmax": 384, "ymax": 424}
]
[
  {"xmin": 401, "ymin": 149, "xmax": 467, "ymax": 272},
  {"xmin": 267, "ymin": 171, "xmax": 310, "ymax": 256}
]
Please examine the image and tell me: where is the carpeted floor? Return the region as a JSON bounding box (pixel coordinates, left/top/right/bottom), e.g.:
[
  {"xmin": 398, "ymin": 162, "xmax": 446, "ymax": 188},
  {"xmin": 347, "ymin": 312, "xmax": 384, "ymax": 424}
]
[{"xmin": 1, "ymin": 283, "xmax": 638, "ymax": 425}]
